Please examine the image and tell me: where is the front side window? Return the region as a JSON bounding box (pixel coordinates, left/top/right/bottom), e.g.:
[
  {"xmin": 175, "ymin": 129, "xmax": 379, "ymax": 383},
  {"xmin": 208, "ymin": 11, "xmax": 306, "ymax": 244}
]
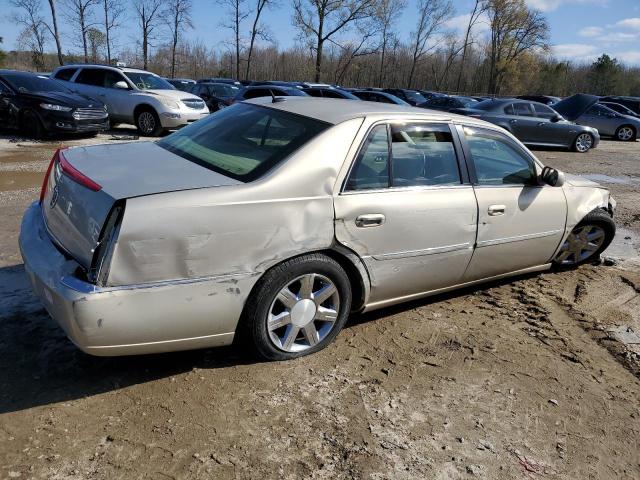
[
  {"xmin": 464, "ymin": 128, "xmax": 537, "ymax": 186},
  {"xmin": 54, "ymin": 68, "xmax": 77, "ymax": 81},
  {"xmin": 533, "ymin": 103, "xmax": 556, "ymax": 118},
  {"xmin": 157, "ymin": 103, "xmax": 329, "ymax": 182},
  {"xmin": 75, "ymin": 68, "xmax": 107, "ymax": 86},
  {"xmin": 346, "ymin": 123, "xmax": 461, "ymax": 191}
]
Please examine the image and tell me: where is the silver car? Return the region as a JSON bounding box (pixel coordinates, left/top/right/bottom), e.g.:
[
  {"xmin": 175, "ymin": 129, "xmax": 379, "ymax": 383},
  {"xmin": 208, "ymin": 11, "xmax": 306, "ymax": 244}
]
[{"xmin": 20, "ymin": 98, "xmax": 617, "ymax": 360}]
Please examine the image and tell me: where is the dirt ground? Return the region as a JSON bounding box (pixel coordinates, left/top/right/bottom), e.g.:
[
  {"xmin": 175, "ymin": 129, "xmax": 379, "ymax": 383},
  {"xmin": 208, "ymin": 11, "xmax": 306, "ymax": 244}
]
[{"xmin": 0, "ymin": 130, "xmax": 639, "ymax": 480}]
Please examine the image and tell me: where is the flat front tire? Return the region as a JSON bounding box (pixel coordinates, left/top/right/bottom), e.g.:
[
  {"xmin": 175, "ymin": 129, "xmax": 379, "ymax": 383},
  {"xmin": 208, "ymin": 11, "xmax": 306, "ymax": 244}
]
[
  {"xmin": 553, "ymin": 210, "xmax": 615, "ymax": 267},
  {"xmin": 241, "ymin": 254, "xmax": 352, "ymax": 361}
]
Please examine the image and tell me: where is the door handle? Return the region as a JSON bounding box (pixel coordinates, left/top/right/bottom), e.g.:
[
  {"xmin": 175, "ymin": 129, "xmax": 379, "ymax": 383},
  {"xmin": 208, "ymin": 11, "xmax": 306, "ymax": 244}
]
[
  {"xmin": 488, "ymin": 205, "xmax": 506, "ymax": 216},
  {"xmin": 355, "ymin": 214, "xmax": 386, "ymax": 228},
  {"xmin": 509, "ymin": 119, "xmax": 517, "ymax": 124},
  {"xmin": 537, "ymin": 122, "xmax": 546, "ymax": 126}
]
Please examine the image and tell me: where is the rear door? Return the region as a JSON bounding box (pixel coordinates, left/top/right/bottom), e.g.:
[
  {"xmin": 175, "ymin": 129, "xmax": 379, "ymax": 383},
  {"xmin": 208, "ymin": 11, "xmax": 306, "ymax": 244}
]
[
  {"xmin": 334, "ymin": 121, "xmax": 477, "ymax": 305},
  {"xmin": 457, "ymin": 125, "xmax": 566, "ymax": 280}
]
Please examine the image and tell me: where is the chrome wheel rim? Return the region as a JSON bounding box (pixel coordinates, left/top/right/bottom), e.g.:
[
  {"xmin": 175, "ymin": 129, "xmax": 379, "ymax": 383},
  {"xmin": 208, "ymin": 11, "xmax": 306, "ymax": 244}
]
[
  {"xmin": 555, "ymin": 225, "xmax": 606, "ymax": 265},
  {"xmin": 575, "ymin": 133, "xmax": 593, "ymax": 152},
  {"xmin": 618, "ymin": 127, "xmax": 634, "ymax": 141},
  {"xmin": 138, "ymin": 112, "xmax": 155, "ymax": 133},
  {"xmin": 267, "ymin": 273, "xmax": 340, "ymax": 353}
]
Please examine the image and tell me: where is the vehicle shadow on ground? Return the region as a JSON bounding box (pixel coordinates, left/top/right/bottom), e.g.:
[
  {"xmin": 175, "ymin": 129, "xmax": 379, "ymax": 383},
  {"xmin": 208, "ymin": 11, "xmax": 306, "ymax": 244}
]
[
  {"xmin": 0, "ymin": 127, "xmax": 141, "ymax": 144},
  {"xmin": 0, "ymin": 262, "xmax": 549, "ymax": 415}
]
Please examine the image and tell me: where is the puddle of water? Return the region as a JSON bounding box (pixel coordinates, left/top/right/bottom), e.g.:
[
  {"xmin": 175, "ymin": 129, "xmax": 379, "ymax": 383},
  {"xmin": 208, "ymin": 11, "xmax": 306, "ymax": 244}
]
[
  {"xmin": 581, "ymin": 174, "xmax": 640, "ymax": 185},
  {"xmin": 0, "ymin": 171, "xmax": 44, "ymax": 192},
  {"xmin": 607, "ymin": 227, "xmax": 640, "ymax": 260}
]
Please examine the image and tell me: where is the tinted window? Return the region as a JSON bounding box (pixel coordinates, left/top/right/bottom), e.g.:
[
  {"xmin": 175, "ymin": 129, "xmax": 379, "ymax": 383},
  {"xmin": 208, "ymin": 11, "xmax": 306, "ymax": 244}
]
[
  {"xmin": 104, "ymin": 70, "xmax": 128, "ymax": 89},
  {"xmin": 587, "ymin": 104, "xmax": 610, "ymax": 116},
  {"xmin": 75, "ymin": 68, "xmax": 107, "ymax": 86},
  {"xmin": 514, "ymin": 103, "xmax": 534, "ymax": 117},
  {"xmin": 375, "ymin": 94, "xmax": 393, "ymax": 104},
  {"xmin": 54, "ymin": 68, "xmax": 77, "ymax": 81},
  {"xmin": 322, "ymin": 90, "xmax": 344, "ymax": 99},
  {"xmin": 504, "ymin": 104, "xmax": 515, "ymax": 115},
  {"xmin": 157, "ymin": 103, "xmax": 329, "ymax": 182},
  {"xmin": 244, "ymin": 88, "xmax": 270, "ymax": 99},
  {"xmin": 305, "ymin": 88, "xmax": 323, "ymax": 98},
  {"xmin": 404, "ymin": 91, "xmax": 426, "ymax": 104},
  {"xmin": 208, "ymin": 84, "xmax": 239, "ymax": 97},
  {"xmin": 465, "ymin": 128, "xmax": 536, "ymax": 185},
  {"xmin": 346, "ymin": 125, "xmax": 390, "ymax": 190},
  {"xmin": 533, "ymin": 103, "xmax": 555, "ymax": 118}
]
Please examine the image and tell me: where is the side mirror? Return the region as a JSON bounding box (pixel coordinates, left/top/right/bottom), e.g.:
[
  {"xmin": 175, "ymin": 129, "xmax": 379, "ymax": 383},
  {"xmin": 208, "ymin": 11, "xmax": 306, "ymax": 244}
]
[
  {"xmin": 114, "ymin": 81, "xmax": 129, "ymax": 90},
  {"xmin": 540, "ymin": 166, "xmax": 565, "ymax": 187},
  {"xmin": 551, "ymin": 114, "xmax": 562, "ymax": 123}
]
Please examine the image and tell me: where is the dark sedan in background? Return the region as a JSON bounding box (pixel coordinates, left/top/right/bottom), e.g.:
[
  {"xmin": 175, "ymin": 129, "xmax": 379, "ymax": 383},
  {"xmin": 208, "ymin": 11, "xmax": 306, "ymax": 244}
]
[
  {"xmin": 453, "ymin": 96, "xmax": 599, "ymax": 153},
  {"xmin": 349, "ymin": 90, "xmax": 409, "ymax": 105},
  {"xmin": 516, "ymin": 95, "xmax": 561, "ymax": 105},
  {"xmin": 382, "ymin": 88, "xmax": 427, "ymax": 106},
  {"xmin": 420, "ymin": 95, "xmax": 478, "ymax": 112},
  {"xmin": 302, "ymin": 86, "xmax": 359, "ymax": 99},
  {"xmin": 600, "ymin": 95, "xmax": 640, "ymax": 114},
  {"xmin": 165, "ymin": 78, "xmax": 196, "ymax": 92},
  {"xmin": 191, "ymin": 82, "xmax": 241, "ymax": 111},
  {"xmin": 0, "ymin": 70, "xmax": 108, "ymax": 138},
  {"xmin": 232, "ymin": 85, "xmax": 308, "ymax": 102},
  {"xmin": 600, "ymin": 101, "xmax": 640, "ymax": 118}
]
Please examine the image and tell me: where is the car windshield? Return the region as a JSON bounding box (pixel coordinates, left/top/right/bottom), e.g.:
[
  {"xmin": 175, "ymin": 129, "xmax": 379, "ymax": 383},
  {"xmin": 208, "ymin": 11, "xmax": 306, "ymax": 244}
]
[
  {"xmin": 2, "ymin": 73, "xmax": 72, "ymax": 93},
  {"xmin": 404, "ymin": 91, "xmax": 426, "ymax": 103},
  {"xmin": 209, "ymin": 84, "xmax": 240, "ymax": 98},
  {"xmin": 157, "ymin": 103, "xmax": 330, "ymax": 181},
  {"xmin": 125, "ymin": 72, "xmax": 175, "ymax": 90}
]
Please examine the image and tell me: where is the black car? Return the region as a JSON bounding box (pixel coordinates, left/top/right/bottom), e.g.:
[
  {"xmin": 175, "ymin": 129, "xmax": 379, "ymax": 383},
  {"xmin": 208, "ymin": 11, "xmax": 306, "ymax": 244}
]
[
  {"xmin": 599, "ymin": 96, "xmax": 640, "ymax": 114},
  {"xmin": 420, "ymin": 95, "xmax": 478, "ymax": 112},
  {"xmin": 197, "ymin": 77, "xmax": 242, "ymax": 86},
  {"xmin": 350, "ymin": 90, "xmax": 409, "ymax": 105},
  {"xmin": 250, "ymin": 80, "xmax": 305, "ymax": 89},
  {"xmin": 382, "ymin": 88, "xmax": 427, "ymax": 106},
  {"xmin": 231, "ymin": 85, "xmax": 309, "ymax": 102},
  {"xmin": 600, "ymin": 101, "xmax": 640, "ymax": 118},
  {"xmin": 0, "ymin": 70, "xmax": 109, "ymax": 138},
  {"xmin": 516, "ymin": 95, "xmax": 562, "ymax": 105},
  {"xmin": 418, "ymin": 90, "xmax": 446, "ymax": 100},
  {"xmin": 191, "ymin": 82, "xmax": 242, "ymax": 111},
  {"xmin": 165, "ymin": 78, "xmax": 196, "ymax": 92},
  {"xmin": 302, "ymin": 87, "xmax": 359, "ymax": 99}
]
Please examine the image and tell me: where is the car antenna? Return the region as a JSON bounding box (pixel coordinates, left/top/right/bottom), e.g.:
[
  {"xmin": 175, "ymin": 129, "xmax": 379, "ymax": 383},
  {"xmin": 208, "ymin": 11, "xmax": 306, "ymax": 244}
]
[{"xmin": 271, "ymin": 90, "xmax": 276, "ymax": 103}]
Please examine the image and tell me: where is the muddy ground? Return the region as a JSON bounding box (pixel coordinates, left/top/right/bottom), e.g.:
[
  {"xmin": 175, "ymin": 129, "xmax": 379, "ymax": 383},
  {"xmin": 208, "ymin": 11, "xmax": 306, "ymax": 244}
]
[{"xmin": 0, "ymin": 131, "xmax": 639, "ymax": 479}]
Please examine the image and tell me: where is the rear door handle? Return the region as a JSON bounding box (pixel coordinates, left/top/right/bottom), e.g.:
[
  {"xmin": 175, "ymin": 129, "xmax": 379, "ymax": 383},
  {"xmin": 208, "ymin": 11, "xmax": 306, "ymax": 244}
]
[
  {"xmin": 355, "ymin": 214, "xmax": 386, "ymax": 228},
  {"xmin": 488, "ymin": 205, "xmax": 506, "ymax": 216}
]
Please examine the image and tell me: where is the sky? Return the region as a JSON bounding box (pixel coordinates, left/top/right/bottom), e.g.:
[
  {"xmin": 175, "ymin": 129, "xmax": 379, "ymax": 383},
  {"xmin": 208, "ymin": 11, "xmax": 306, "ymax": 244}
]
[{"xmin": 1, "ymin": 0, "xmax": 639, "ymax": 65}]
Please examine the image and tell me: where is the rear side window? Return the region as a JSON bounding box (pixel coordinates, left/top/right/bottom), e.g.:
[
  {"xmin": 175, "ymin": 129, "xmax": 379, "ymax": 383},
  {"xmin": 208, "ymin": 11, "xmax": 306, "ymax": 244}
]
[
  {"xmin": 244, "ymin": 88, "xmax": 269, "ymax": 99},
  {"xmin": 157, "ymin": 103, "xmax": 329, "ymax": 182},
  {"xmin": 346, "ymin": 125, "xmax": 390, "ymax": 190},
  {"xmin": 54, "ymin": 68, "xmax": 77, "ymax": 81},
  {"xmin": 514, "ymin": 103, "xmax": 534, "ymax": 117},
  {"xmin": 75, "ymin": 68, "xmax": 106, "ymax": 86}
]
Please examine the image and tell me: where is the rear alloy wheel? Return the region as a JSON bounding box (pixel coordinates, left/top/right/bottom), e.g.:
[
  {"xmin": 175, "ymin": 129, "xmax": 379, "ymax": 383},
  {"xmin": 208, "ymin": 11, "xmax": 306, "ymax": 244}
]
[
  {"xmin": 573, "ymin": 133, "xmax": 594, "ymax": 153},
  {"xmin": 615, "ymin": 125, "xmax": 636, "ymax": 142},
  {"xmin": 135, "ymin": 108, "xmax": 163, "ymax": 136},
  {"xmin": 553, "ymin": 210, "xmax": 615, "ymax": 267},
  {"xmin": 242, "ymin": 254, "xmax": 352, "ymax": 360}
]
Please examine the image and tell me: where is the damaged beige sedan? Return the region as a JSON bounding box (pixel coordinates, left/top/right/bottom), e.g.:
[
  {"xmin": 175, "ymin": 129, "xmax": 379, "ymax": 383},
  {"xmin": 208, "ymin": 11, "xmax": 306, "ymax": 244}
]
[{"xmin": 20, "ymin": 98, "xmax": 616, "ymax": 360}]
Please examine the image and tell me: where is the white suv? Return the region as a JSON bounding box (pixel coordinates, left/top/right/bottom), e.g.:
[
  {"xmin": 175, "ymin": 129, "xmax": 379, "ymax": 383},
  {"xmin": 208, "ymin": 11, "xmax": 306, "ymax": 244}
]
[{"xmin": 51, "ymin": 65, "xmax": 209, "ymax": 136}]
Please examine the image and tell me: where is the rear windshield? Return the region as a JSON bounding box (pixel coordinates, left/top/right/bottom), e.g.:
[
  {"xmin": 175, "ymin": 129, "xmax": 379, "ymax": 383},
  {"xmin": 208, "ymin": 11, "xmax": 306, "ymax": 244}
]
[
  {"xmin": 404, "ymin": 90, "xmax": 426, "ymax": 103},
  {"xmin": 157, "ymin": 103, "xmax": 330, "ymax": 182},
  {"xmin": 2, "ymin": 73, "xmax": 72, "ymax": 93}
]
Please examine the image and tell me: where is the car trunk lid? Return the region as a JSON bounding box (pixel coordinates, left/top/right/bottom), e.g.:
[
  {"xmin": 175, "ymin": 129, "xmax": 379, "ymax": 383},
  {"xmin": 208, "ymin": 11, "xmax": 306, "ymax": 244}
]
[{"xmin": 40, "ymin": 142, "xmax": 240, "ymax": 270}]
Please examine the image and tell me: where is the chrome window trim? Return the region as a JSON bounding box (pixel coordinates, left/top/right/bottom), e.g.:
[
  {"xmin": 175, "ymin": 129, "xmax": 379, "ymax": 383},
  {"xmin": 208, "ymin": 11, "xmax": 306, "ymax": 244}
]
[
  {"xmin": 476, "ymin": 229, "xmax": 563, "ymax": 248},
  {"xmin": 340, "ymin": 184, "xmax": 473, "ymax": 195},
  {"xmin": 372, "ymin": 242, "xmax": 473, "ymax": 260}
]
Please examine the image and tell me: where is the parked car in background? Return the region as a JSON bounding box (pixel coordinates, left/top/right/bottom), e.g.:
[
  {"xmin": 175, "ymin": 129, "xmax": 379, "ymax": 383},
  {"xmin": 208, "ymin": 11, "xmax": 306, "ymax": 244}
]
[
  {"xmin": 52, "ymin": 64, "xmax": 209, "ymax": 136},
  {"xmin": 417, "ymin": 90, "xmax": 446, "ymax": 100},
  {"xmin": 516, "ymin": 95, "xmax": 561, "ymax": 105},
  {"xmin": 572, "ymin": 102, "xmax": 640, "ymax": 142},
  {"xmin": 250, "ymin": 80, "xmax": 305, "ymax": 89},
  {"xmin": 420, "ymin": 95, "xmax": 478, "ymax": 112},
  {"xmin": 0, "ymin": 69, "xmax": 108, "ymax": 138},
  {"xmin": 21, "ymin": 97, "xmax": 616, "ymax": 360},
  {"xmin": 198, "ymin": 77, "xmax": 242, "ymax": 86},
  {"xmin": 232, "ymin": 85, "xmax": 309, "ymax": 102},
  {"xmin": 382, "ymin": 88, "xmax": 427, "ymax": 106},
  {"xmin": 599, "ymin": 96, "xmax": 640, "ymax": 114},
  {"xmin": 350, "ymin": 90, "xmax": 409, "ymax": 105},
  {"xmin": 190, "ymin": 82, "xmax": 241, "ymax": 111},
  {"xmin": 453, "ymin": 97, "xmax": 599, "ymax": 153},
  {"xmin": 165, "ymin": 78, "xmax": 196, "ymax": 92},
  {"xmin": 302, "ymin": 86, "xmax": 359, "ymax": 99},
  {"xmin": 600, "ymin": 101, "xmax": 640, "ymax": 118}
]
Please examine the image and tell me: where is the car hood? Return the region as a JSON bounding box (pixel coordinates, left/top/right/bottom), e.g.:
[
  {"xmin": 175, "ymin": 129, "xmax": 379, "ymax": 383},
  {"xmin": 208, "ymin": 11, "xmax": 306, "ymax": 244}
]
[
  {"xmin": 144, "ymin": 89, "xmax": 202, "ymax": 101},
  {"xmin": 552, "ymin": 94, "xmax": 599, "ymax": 121},
  {"xmin": 24, "ymin": 91, "xmax": 104, "ymax": 108},
  {"xmin": 564, "ymin": 173, "xmax": 604, "ymax": 188}
]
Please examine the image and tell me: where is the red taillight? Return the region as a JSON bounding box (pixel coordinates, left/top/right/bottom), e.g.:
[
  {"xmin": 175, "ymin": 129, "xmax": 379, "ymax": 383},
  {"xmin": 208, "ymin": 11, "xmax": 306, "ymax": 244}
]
[
  {"xmin": 58, "ymin": 149, "xmax": 102, "ymax": 192},
  {"xmin": 39, "ymin": 148, "xmax": 62, "ymax": 204}
]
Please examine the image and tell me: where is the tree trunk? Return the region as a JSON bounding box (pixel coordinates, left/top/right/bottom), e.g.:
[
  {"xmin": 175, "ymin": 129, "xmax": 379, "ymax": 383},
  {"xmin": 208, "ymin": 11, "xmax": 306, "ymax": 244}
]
[
  {"xmin": 235, "ymin": 2, "xmax": 240, "ymax": 79},
  {"xmin": 314, "ymin": 38, "xmax": 323, "ymax": 82},
  {"xmin": 48, "ymin": 0, "xmax": 64, "ymax": 65},
  {"xmin": 171, "ymin": 13, "xmax": 178, "ymax": 77},
  {"xmin": 143, "ymin": 29, "xmax": 148, "ymax": 69},
  {"xmin": 378, "ymin": 27, "xmax": 387, "ymax": 87},
  {"xmin": 103, "ymin": 0, "xmax": 111, "ymax": 64}
]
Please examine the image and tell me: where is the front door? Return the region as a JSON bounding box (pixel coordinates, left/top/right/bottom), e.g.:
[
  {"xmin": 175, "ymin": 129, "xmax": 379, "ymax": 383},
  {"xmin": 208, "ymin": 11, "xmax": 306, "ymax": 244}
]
[
  {"xmin": 334, "ymin": 122, "xmax": 478, "ymax": 306},
  {"xmin": 458, "ymin": 125, "xmax": 567, "ymax": 281}
]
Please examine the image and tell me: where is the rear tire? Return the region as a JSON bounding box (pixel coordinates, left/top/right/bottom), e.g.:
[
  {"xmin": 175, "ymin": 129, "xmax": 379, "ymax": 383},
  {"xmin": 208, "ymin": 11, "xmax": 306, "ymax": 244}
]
[
  {"xmin": 240, "ymin": 254, "xmax": 352, "ymax": 361},
  {"xmin": 615, "ymin": 125, "xmax": 636, "ymax": 142},
  {"xmin": 572, "ymin": 132, "xmax": 594, "ymax": 153},
  {"xmin": 553, "ymin": 210, "xmax": 615, "ymax": 267},
  {"xmin": 20, "ymin": 110, "xmax": 45, "ymax": 140},
  {"xmin": 135, "ymin": 108, "xmax": 163, "ymax": 136}
]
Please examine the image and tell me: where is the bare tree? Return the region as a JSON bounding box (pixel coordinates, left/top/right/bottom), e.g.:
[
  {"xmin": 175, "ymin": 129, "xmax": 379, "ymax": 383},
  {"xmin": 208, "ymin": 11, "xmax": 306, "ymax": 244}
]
[
  {"xmin": 45, "ymin": 0, "xmax": 64, "ymax": 65},
  {"xmin": 65, "ymin": 0, "xmax": 100, "ymax": 63},
  {"xmin": 455, "ymin": 0, "xmax": 487, "ymax": 92},
  {"xmin": 10, "ymin": 0, "xmax": 48, "ymax": 70},
  {"xmin": 163, "ymin": 0, "xmax": 193, "ymax": 77},
  {"xmin": 245, "ymin": 0, "xmax": 274, "ymax": 80},
  {"xmin": 406, "ymin": 0, "xmax": 453, "ymax": 88},
  {"xmin": 293, "ymin": 0, "xmax": 376, "ymax": 82},
  {"xmin": 486, "ymin": 0, "xmax": 548, "ymax": 94},
  {"xmin": 102, "ymin": 0, "xmax": 125, "ymax": 64},
  {"xmin": 218, "ymin": 0, "xmax": 249, "ymax": 80},
  {"xmin": 374, "ymin": 0, "xmax": 405, "ymax": 87},
  {"xmin": 132, "ymin": 0, "xmax": 164, "ymax": 69}
]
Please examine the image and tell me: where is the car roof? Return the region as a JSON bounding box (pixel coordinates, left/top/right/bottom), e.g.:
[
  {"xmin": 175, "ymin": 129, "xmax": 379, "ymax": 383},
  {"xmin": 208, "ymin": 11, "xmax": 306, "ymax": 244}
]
[{"xmin": 245, "ymin": 97, "xmax": 475, "ymax": 125}]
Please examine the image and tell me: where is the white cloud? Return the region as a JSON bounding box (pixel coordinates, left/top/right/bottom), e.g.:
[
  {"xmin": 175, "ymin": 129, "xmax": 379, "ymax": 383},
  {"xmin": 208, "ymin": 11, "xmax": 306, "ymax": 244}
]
[
  {"xmin": 526, "ymin": 0, "xmax": 609, "ymax": 12},
  {"xmin": 616, "ymin": 18, "xmax": 640, "ymax": 30},
  {"xmin": 444, "ymin": 13, "xmax": 489, "ymax": 35},
  {"xmin": 615, "ymin": 50, "xmax": 640, "ymax": 64},
  {"xmin": 578, "ymin": 26, "xmax": 604, "ymax": 38},
  {"xmin": 552, "ymin": 43, "xmax": 599, "ymax": 60}
]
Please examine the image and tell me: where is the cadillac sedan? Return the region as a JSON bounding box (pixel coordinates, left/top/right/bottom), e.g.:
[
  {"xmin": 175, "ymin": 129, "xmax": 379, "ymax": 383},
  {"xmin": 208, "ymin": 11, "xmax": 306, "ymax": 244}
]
[{"xmin": 20, "ymin": 98, "xmax": 616, "ymax": 360}]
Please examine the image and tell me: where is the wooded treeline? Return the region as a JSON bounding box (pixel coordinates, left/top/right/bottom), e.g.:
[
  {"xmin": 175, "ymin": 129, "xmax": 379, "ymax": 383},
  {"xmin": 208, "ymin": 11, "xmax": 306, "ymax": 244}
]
[{"xmin": 3, "ymin": 0, "xmax": 640, "ymax": 97}]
